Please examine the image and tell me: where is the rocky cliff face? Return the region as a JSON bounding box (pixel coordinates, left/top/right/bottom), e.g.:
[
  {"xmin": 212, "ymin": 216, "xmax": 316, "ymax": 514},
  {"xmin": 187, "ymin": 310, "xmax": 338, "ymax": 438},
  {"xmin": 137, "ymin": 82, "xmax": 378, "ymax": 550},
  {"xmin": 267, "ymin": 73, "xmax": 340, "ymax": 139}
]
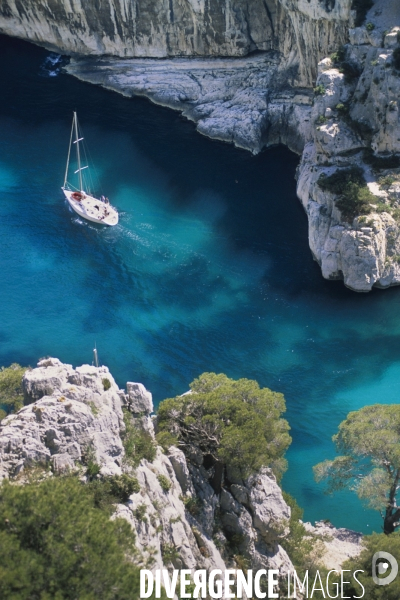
[
  {"xmin": 0, "ymin": 357, "xmax": 295, "ymax": 582},
  {"xmin": 0, "ymin": 0, "xmax": 350, "ymax": 86},
  {"xmin": 297, "ymin": 23, "xmax": 400, "ymax": 291}
]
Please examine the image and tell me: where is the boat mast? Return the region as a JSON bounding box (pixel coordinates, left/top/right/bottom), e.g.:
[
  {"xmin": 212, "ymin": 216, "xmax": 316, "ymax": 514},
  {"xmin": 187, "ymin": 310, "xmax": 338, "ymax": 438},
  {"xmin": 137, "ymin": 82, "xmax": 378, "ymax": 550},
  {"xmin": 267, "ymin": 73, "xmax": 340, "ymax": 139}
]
[
  {"xmin": 93, "ymin": 345, "xmax": 99, "ymax": 368},
  {"xmin": 63, "ymin": 116, "xmax": 74, "ymax": 188},
  {"xmin": 74, "ymin": 112, "xmax": 83, "ymax": 192}
]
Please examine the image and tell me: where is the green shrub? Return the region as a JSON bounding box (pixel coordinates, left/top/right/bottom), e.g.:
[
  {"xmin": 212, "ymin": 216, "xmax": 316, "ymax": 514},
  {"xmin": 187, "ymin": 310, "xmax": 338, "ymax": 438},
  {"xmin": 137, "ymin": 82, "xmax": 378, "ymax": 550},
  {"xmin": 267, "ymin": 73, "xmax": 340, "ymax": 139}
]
[
  {"xmin": 0, "ymin": 363, "xmax": 28, "ymax": 421},
  {"xmin": 86, "ymin": 460, "xmax": 101, "ymax": 479},
  {"xmin": 155, "ymin": 430, "xmax": 178, "ymax": 452},
  {"xmin": 394, "ymin": 48, "xmax": 400, "ymax": 71},
  {"xmin": 341, "ymin": 533, "xmax": 400, "ymax": 599},
  {"xmin": 87, "ymin": 475, "xmax": 140, "ymax": 512},
  {"xmin": 81, "ymin": 443, "xmax": 101, "ymax": 480},
  {"xmin": 351, "ymin": 0, "xmax": 374, "ymax": 27},
  {"xmin": 183, "ymin": 495, "xmax": 202, "ymax": 516},
  {"xmin": 161, "ymin": 543, "xmax": 179, "ymax": 564},
  {"xmin": 318, "ymin": 167, "xmax": 375, "ymax": 221},
  {"xmin": 317, "ymin": 166, "xmax": 365, "ymax": 194},
  {"xmin": 102, "ymin": 377, "xmax": 111, "ymax": 391},
  {"xmin": 157, "ymin": 474, "xmax": 172, "ymax": 493},
  {"xmin": 157, "ymin": 373, "xmax": 291, "ymax": 481},
  {"xmin": 330, "ymin": 46, "xmax": 346, "ymax": 65},
  {"xmin": 0, "ymin": 476, "xmax": 141, "ymax": 598},
  {"xmin": 281, "ymin": 493, "xmax": 326, "ymax": 573},
  {"xmin": 314, "ymin": 84, "xmax": 326, "ymax": 96},
  {"xmin": 366, "ymin": 22, "xmax": 375, "ymax": 31},
  {"xmin": 122, "ymin": 408, "xmax": 157, "ymax": 466},
  {"xmin": 336, "ymin": 103, "xmax": 348, "ymax": 114},
  {"xmin": 108, "ymin": 474, "xmax": 140, "ymax": 501},
  {"xmin": 316, "ymin": 115, "xmax": 327, "ymax": 124},
  {"xmin": 134, "ymin": 503, "xmax": 148, "ymax": 522},
  {"xmin": 89, "ymin": 401, "xmax": 99, "ymax": 416}
]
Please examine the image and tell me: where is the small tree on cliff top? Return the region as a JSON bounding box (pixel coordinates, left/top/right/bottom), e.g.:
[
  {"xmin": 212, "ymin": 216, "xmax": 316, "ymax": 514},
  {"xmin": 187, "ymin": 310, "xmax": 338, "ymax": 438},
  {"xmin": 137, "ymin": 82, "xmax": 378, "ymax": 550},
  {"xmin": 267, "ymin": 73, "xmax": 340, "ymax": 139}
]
[
  {"xmin": 157, "ymin": 372, "xmax": 291, "ymax": 481},
  {"xmin": 314, "ymin": 404, "xmax": 400, "ymax": 534},
  {"xmin": 0, "ymin": 363, "xmax": 27, "ymax": 421}
]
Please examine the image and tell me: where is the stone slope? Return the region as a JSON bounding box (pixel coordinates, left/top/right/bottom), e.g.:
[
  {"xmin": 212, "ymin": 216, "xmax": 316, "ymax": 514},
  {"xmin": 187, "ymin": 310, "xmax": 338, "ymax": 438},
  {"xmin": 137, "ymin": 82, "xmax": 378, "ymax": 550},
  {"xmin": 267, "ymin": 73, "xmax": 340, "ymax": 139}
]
[
  {"xmin": 297, "ymin": 25, "xmax": 400, "ymax": 291},
  {"xmin": 0, "ymin": 357, "xmax": 296, "ymax": 582},
  {"xmin": 304, "ymin": 521, "xmax": 363, "ymax": 571}
]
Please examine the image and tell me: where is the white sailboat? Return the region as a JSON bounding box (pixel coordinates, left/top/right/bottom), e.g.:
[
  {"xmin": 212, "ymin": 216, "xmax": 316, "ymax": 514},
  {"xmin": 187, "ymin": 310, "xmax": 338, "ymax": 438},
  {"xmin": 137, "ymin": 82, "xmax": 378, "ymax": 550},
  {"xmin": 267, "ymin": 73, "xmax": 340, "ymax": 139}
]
[{"xmin": 62, "ymin": 112, "xmax": 118, "ymax": 226}]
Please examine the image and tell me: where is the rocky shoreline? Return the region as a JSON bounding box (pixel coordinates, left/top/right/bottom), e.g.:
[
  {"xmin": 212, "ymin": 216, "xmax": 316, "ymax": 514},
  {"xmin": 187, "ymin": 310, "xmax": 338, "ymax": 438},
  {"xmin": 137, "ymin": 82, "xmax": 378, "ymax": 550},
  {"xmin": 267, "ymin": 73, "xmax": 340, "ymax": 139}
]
[
  {"xmin": 65, "ymin": 52, "xmax": 313, "ymax": 156},
  {"xmin": 0, "ymin": 358, "xmax": 362, "ymax": 578}
]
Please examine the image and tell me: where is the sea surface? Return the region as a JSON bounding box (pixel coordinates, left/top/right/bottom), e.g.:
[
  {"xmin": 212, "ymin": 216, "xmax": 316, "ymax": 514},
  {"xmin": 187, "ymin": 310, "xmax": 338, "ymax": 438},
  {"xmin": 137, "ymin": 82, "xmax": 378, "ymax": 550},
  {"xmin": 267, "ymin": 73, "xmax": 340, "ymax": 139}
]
[{"xmin": 1, "ymin": 34, "xmax": 399, "ymax": 534}]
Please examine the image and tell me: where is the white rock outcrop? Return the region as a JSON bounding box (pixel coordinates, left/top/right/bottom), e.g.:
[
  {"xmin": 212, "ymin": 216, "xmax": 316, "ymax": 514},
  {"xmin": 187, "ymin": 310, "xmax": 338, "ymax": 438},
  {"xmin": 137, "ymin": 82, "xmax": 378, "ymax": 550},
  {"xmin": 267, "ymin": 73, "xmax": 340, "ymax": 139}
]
[
  {"xmin": 0, "ymin": 357, "xmax": 125, "ymax": 478},
  {"xmin": 304, "ymin": 521, "xmax": 363, "ymax": 571},
  {"xmin": 296, "ymin": 22, "xmax": 400, "ymax": 292}
]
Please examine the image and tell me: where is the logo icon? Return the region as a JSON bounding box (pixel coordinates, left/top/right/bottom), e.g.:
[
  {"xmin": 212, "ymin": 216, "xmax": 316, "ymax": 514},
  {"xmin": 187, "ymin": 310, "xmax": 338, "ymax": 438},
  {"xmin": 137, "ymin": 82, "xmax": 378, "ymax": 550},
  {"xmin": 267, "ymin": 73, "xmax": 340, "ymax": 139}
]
[{"xmin": 372, "ymin": 552, "xmax": 398, "ymax": 586}]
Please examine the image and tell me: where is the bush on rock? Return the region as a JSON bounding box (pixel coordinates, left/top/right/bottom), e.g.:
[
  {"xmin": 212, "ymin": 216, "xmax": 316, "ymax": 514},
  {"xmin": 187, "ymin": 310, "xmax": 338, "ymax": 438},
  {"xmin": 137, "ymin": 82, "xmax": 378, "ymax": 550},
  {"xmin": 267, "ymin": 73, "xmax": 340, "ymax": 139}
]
[
  {"xmin": 0, "ymin": 363, "xmax": 28, "ymax": 421},
  {"xmin": 157, "ymin": 373, "xmax": 291, "ymax": 481},
  {"xmin": 0, "ymin": 476, "xmax": 141, "ymax": 599}
]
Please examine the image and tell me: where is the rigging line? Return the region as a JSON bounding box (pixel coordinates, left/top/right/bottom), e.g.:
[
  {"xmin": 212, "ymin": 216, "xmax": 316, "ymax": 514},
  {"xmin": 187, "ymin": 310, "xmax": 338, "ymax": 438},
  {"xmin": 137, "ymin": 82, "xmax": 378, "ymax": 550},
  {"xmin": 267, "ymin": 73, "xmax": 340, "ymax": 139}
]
[
  {"xmin": 81, "ymin": 139, "xmax": 93, "ymax": 195},
  {"xmin": 64, "ymin": 116, "xmax": 74, "ymax": 188},
  {"xmin": 74, "ymin": 112, "xmax": 83, "ymax": 191},
  {"xmin": 84, "ymin": 134, "xmax": 102, "ymax": 196}
]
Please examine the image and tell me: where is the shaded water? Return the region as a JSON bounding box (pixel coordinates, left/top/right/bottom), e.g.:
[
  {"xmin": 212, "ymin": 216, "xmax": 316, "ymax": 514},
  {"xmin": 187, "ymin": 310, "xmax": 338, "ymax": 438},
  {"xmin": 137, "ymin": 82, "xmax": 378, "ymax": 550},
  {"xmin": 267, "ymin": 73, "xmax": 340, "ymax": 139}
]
[{"xmin": 1, "ymin": 35, "xmax": 399, "ymax": 533}]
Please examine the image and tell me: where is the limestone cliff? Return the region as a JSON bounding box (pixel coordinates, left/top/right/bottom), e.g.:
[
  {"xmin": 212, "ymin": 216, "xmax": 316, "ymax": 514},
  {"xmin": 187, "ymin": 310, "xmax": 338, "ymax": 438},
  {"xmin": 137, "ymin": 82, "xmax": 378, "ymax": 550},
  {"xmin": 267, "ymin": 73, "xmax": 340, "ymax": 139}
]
[
  {"xmin": 0, "ymin": 0, "xmax": 350, "ymax": 86},
  {"xmin": 0, "ymin": 357, "xmax": 295, "ymax": 582},
  {"xmin": 297, "ymin": 23, "xmax": 400, "ymax": 291}
]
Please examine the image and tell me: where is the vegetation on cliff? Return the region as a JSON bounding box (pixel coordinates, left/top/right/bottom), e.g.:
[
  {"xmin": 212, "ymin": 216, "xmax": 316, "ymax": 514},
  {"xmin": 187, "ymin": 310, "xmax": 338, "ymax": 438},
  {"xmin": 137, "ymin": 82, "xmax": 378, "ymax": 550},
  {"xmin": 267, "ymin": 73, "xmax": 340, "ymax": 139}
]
[
  {"xmin": 122, "ymin": 408, "xmax": 157, "ymax": 466},
  {"xmin": 341, "ymin": 532, "xmax": 400, "ymax": 598},
  {"xmin": 157, "ymin": 372, "xmax": 291, "ymax": 481},
  {"xmin": 0, "ymin": 363, "xmax": 27, "ymax": 421},
  {"xmin": 317, "ymin": 167, "xmax": 375, "ymax": 221},
  {"xmin": 0, "ymin": 476, "xmax": 141, "ymax": 599},
  {"xmin": 314, "ymin": 404, "xmax": 400, "ymax": 535}
]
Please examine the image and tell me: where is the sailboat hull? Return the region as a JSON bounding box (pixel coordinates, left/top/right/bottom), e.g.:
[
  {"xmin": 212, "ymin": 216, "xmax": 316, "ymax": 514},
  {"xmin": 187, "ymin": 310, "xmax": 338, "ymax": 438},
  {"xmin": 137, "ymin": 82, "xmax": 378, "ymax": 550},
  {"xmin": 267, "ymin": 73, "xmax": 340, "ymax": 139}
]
[{"xmin": 63, "ymin": 189, "xmax": 119, "ymax": 226}]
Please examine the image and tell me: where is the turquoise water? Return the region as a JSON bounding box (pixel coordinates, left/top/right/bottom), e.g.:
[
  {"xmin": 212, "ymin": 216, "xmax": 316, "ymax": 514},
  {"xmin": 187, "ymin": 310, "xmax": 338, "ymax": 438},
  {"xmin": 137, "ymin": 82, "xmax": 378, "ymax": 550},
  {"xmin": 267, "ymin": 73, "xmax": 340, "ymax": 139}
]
[{"xmin": 1, "ymin": 35, "xmax": 400, "ymax": 533}]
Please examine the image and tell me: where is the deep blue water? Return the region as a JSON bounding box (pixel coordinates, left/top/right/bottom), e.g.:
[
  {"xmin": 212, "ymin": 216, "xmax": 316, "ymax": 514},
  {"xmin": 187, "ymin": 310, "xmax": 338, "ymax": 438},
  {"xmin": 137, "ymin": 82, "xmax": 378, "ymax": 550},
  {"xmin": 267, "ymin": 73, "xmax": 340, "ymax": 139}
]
[{"xmin": 1, "ymin": 35, "xmax": 400, "ymax": 533}]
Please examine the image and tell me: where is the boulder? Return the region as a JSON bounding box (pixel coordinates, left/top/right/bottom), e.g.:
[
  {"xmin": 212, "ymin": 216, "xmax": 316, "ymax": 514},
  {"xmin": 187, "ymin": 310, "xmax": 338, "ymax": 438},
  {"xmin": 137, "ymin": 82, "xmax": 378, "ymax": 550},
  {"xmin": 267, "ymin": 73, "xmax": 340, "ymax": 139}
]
[{"xmin": 125, "ymin": 382, "xmax": 153, "ymax": 414}]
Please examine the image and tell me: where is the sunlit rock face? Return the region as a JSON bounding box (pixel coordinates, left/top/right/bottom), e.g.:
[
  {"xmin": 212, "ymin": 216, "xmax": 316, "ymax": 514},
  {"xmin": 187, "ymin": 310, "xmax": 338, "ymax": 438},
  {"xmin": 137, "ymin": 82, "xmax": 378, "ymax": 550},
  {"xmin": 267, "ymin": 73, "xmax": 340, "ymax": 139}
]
[
  {"xmin": 0, "ymin": 0, "xmax": 350, "ymax": 86},
  {"xmin": 0, "ymin": 357, "xmax": 297, "ymax": 580}
]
